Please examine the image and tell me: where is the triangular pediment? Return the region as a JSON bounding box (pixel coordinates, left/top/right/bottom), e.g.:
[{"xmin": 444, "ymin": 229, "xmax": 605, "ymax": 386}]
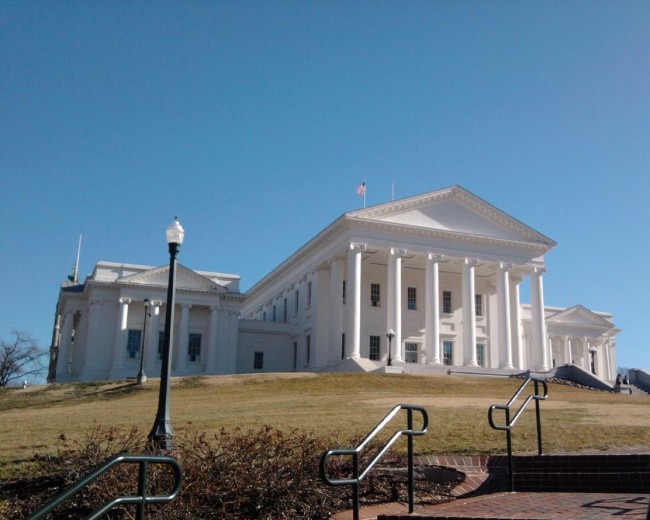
[
  {"xmin": 347, "ymin": 185, "xmax": 555, "ymax": 246},
  {"xmin": 547, "ymin": 305, "xmax": 614, "ymax": 330},
  {"xmin": 118, "ymin": 264, "xmax": 227, "ymax": 293}
]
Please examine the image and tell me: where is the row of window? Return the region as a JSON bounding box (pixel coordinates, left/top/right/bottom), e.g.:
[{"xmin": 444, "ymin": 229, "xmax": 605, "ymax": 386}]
[
  {"xmin": 365, "ymin": 336, "xmax": 486, "ymax": 366},
  {"xmin": 126, "ymin": 329, "xmax": 203, "ymax": 362},
  {"xmin": 261, "ymin": 284, "xmax": 484, "ymax": 321}
]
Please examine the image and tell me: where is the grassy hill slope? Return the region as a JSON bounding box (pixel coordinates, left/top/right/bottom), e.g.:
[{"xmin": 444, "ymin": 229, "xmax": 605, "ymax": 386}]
[{"xmin": 1, "ymin": 372, "xmax": 649, "ymax": 479}]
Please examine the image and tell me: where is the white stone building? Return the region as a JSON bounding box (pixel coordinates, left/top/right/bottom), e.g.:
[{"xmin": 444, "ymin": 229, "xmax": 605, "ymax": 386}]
[
  {"xmin": 49, "ymin": 186, "xmax": 619, "ymax": 383},
  {"xmin": 51, "ymin": 261, "xmax": 244, "ymax": 382}
]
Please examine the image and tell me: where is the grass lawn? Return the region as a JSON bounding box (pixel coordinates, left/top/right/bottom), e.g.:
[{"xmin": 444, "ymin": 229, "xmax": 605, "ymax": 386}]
[{"xmin": 1, "ymin": 372, "xmax": 649, "ymax": 480}]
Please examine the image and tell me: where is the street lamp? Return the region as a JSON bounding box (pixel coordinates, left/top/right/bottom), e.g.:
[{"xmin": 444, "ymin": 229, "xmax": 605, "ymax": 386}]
[
  {"xmin": 137, "ymin": 299, "xmax": 150, "ymax": 385},
  {"xmin": 148, "ymin": 217, "xmax": 185, "ymax": 450},
  {"xmin": 386, "ymin": 329, "xmax": 395, "ymax": 367}
]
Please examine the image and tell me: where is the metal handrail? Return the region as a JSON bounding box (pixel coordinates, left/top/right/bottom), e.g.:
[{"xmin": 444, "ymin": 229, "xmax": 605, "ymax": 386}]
[
  {"xmin": 28, "ymin": 454, "xmax": 183, "ymax": 520},
  {"xmin": 488, "ymin": 377, "xmax": 548, "ymax": 491},
  {"xmin": 320, "ymin": 403, "xmax": 428, "ymax": 520}
]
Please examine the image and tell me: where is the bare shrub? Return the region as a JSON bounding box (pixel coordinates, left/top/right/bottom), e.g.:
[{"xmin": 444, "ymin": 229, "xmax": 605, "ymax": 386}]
[{"xmin": 4, "ymin": 424, "xmax": 451, "ymax": 519}]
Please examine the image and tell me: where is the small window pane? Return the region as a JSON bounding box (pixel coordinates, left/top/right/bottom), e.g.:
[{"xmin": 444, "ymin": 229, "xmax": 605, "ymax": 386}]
[
  {"xmin": 188, "ymin": 333, "xmax": 202, "ymax": 362},
  {"xmin": 443, "ymin": 341, "xmax": 453, "ymax": 366},
  {"xmin": 254, "ymin": 351, "xmax": 264, "ymax": 370},
  {"xmin": 442, "ymin": 291, "xmax": 452, "ymax": 314},
  {"xmin": 371, "ymin": 283, "xmax": 381, "ymax": 307},
  {"xmin": 369, "ymin": 336, "xmax": 380, "ymax": 360},
  {"xmin": 407, "ymin": 287, "xmax": 417, "ymax": 310},
  {"xmin": 127, "ymin": 329, "xmax": 141, "ymax": 359}
]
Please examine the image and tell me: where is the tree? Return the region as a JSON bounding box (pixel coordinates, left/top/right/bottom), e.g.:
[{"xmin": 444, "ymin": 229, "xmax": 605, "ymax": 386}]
[{"xmin": 0, "ymin": 330, "xmax": 46, "ymax": 387}]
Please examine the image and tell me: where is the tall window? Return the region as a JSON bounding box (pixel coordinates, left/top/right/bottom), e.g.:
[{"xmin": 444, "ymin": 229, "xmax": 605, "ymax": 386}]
[
  {"xmin": 342, "ymin": 280, "xmax": 346, "ymax": 304},
  {"xmin": 369, "ymin": 336, "xmax": 381, "ymax": 360},
  {"xmin": 283, "ymin": 298, "xmax": 288, "ymax": 322},
  {"xmin": 294, "ymin": 290, "xmax": 300, "ymax": 315},
  {"xmin": 188, "ymin": 333, "xmax": 202, "ymax": 362},
  {"xmin": 254, "ymin": 352, "xmax": 264, "ymax": 370},
  {"xmin": 293, "ymin": 342, "xmax": 298, "ymax": 370},
  {"xmin": 341, "ymin": 333, "xmax": 346, "ymax": 359},
  {"xmin": 263, "ymin": 311, "xmax": 267, "ymax": 321},
  {"xmin": 272, "ymin": 305, "xmax": 277, "ymax": 322},
  {"xmin": 306, "ymin": 335, "xmax": 311, "ymax": 365},
  {"xmin": 157, "ymin": 331, "xmax": 164, "ymax": 360},
  {"xmin": 442, "ymin": 291, "xmax": 452, "ymax": 314},
  {"xmin": 127, "ymin": 329, "xmax": 141, "ymax": 359},
  {"xmin": 476, "ymin": 343, "xmax": 485, "ymax": 367},
  {"xmin": 442, "ymin": 340, "xmax": 453, "ymax": 365},
  {"xmin": 370, "ymin": 283, "xmax": 381, "ymax": 307},
  {"xmin": 307, "ymin": 282, "xmax": 312, "ymax": 307},
  {"xmin": 407, "ymin": 287, "xmax": 417, "ymax": 310},
  {"xmin": 475, "ymin": 294, "xmax": 483, "ymax": 317}
]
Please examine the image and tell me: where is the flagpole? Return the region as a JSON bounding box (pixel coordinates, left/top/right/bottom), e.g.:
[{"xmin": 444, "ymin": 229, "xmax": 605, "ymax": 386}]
[
  {"xmin": 364, "ymin": 177, "xmax": 367, "ymax": 208},
  {"xmin": 74, "ymin": 234, "xmax": 82, "ymax": 283}
]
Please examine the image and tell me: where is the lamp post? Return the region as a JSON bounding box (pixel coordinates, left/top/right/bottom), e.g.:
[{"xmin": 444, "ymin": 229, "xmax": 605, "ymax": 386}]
[
  {"xmin": 137, "ymin": 299, "xmax": 150, "ymax": 385},
  {"xmin": 148, "ymin": 218, "xmax": 185, "ymax": 450},
  {"xmin": 386, "ymin": 329, "xmax": 395, "ymax": 367}
]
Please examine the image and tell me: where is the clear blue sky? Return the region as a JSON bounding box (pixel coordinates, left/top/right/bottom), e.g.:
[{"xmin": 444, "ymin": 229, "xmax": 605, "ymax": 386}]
[{"xmin": 2, "ymin": 2, "xmax": 649, "ymax": 374}]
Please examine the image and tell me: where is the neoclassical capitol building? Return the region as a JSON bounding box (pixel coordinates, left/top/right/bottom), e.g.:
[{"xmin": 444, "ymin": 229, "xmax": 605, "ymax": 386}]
[{"xmin": 49, "ymin": 186, "xmax": 619, "ymax": 383}]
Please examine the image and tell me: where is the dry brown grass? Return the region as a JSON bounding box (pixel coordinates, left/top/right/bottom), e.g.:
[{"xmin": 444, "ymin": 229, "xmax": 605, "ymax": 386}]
[{"xmin": 1, "ymin": 372, "xmax": 649, "ymax": 479}]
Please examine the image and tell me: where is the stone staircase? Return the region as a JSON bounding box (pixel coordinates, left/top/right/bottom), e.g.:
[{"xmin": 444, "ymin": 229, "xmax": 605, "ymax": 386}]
[{"xmin": 512, "ymin": 453, "xmax": 650, "ymax": 493}]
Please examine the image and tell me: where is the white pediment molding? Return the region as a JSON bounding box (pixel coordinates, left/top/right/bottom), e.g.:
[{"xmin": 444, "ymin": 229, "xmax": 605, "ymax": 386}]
[
  {"xmin": 118, "ymin": 264, "xmax": 228, "ymax": 293},
  {"xmin": 346, "ymin": 185, "xmax": 556, "ymax": 249},
  {"xmin": 546, "ymin": 305, "xmax": 614, "ymax": 330}
]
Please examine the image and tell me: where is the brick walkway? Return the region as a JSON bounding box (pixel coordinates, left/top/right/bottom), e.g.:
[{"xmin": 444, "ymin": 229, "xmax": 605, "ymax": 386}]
[{"xmin": 361, "ymin": 493, "xmax": 650, "ymax": 519}]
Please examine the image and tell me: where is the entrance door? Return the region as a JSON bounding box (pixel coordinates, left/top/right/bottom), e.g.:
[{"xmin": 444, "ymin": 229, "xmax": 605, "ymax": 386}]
[{"xmin": 405, "ymin": 343, "xmax": 419, "ymax": 363}]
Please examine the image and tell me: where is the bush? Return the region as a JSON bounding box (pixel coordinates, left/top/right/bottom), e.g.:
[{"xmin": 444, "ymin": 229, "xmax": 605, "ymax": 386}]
[{"xmin": 3, "ymin": 425, "xmax": 452, "ymax": 519}]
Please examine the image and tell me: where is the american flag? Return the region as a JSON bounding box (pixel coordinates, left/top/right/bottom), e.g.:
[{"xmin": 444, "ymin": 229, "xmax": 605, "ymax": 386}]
[{"xmin": 356, "ymin": 181, "xmax": 366, "ymax": 196}]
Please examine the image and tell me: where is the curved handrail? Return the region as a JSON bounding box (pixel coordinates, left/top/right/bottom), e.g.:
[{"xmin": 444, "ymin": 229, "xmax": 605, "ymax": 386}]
[
  {"xmin": 488, "ymin": 377, "xmax": 547, "ymax": 491},
  {"xmin": 320, "ymin": 404, "xmax": 428, "ymax": 520},
  {"xmin": 28, "ymin": 454, "xmax": 182, "ymax": 520}
]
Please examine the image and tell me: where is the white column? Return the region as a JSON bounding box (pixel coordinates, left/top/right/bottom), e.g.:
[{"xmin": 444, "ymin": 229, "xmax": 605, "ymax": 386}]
[
  {"xmin": 604, "ymin": 340, "xmax": 612, "ymax": 380},
  {"xmin": 425, "ymin": 253, "xmax": 442, "ymax": 364},
  {"xmin": 329, "ymin": 257, "xmax": 343, "ymax": 363},
  {"xmin": 497, "ymin": 262, "xmax": 513, "ymax": 369},
  {"xmin": 57, "ymin": 311, "xmax": 75, "ymax": 377},
  {"xmin": 227, "ymin": 310, "xmax": 239, "ymax": 373},
  {"xmin": 564, "ymin": 336, "xmax": 572, "ymax": 365},
  {"xmin": 145, "ymin": 302, "xmax": 161, "ymax": 372},
  {"xmin": 509, "ymin": 275, "xmax": 523, "ymax": 369},
  {"xmin": 530, "ymin": 267, "xmax": 549, "ymax": 370},
  {"xmin": 205, "ymin": 305, "xmax": 219, "ymax": 373},
  {"xmin": 388, "ymin": 248, "xmax": 405, "ymax": 362},
  {"xmin": 175, "ymin": 304, "xmax": 191, "ymax": 372},
  {"xmin": 462, "ymin": 258, "xmax": 478, "ymax": 366},
  {"xmin": 346, "ymin": 243, "xmax": 364, "ymax": 358},
  {"xmin": 584, "ymin": 337, "xmax": 591, "ymax": 372},
  {"xmin": 111, "ymin": 297, "xmax": 130, "ymax": 372}
]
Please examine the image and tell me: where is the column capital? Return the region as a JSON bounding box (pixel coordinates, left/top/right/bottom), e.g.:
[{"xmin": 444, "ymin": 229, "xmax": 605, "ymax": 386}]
[
  {"xmin": 532, "ymin": 266, "xmax": 547, "ymax": 275},
  {"xmin": 464, "ymin": 258, "xmax": 480, "ymax": 267},
  {"xmin": 427, "ymin": 252, "xmax": 444, "ymax": 262},
  {"xmin": 150, "ymin": 300, "xmax": 163, "ymax": 308},
  {"xmin": 499, "ymin": 261, "xmax": 513, "ymax": 271},
  {"xmin": 349, "ymin": 242, "xmax": 367, "ymax": 252},
  {"xmin": 119, "ymin": 297, "xmax": 131, "ymax": 305},
  {"xmin": 389, "ymin": 247, "xmax": 407, "ymax": 257}
]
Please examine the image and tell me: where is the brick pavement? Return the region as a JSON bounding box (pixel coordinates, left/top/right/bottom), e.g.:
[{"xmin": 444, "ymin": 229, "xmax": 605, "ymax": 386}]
[{"xmin": 369, "ymin": 493, "xmax": 650, "ymax": 519}]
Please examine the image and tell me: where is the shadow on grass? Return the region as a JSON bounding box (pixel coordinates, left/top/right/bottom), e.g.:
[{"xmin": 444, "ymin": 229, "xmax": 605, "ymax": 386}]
[{"xmin": 0, "ymin": 382, "xmax": 151, "ymax": 412}]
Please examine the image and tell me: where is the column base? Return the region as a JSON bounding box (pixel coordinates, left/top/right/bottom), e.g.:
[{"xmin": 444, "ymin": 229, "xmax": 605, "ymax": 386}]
[{"xmin": 499, "ymin": 363, "xmax": 514, "ymax": 369}]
